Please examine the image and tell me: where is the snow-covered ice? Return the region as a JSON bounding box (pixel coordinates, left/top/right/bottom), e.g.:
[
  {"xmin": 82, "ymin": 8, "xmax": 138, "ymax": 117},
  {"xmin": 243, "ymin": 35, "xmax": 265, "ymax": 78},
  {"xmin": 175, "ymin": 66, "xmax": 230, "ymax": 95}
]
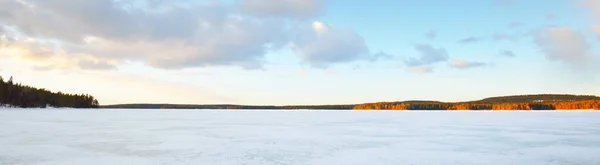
[
  {"xmin": 1, "ymin": 110, "xmax": 599, "ymax": 165},
  {"xmin": 0, "ymin": 104, "xmax": 16, "ymax": 108}
]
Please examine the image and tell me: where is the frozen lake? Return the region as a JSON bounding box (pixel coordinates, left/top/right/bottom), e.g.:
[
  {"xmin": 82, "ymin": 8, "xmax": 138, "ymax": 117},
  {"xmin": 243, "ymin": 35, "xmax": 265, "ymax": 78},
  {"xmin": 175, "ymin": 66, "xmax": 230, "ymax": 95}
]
[{"xmin": 1, "ymin": 110, "xmax": 599, "ymax": 165}]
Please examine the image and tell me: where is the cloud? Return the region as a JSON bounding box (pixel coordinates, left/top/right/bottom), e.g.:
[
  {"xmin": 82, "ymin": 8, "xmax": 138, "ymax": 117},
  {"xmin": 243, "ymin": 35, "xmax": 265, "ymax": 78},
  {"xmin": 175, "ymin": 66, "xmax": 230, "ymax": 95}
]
[
  {"xmin": 0, "ymin": 0, "xmax": 288, "ymax": 69},
  {"xmin": 0, "ymin": 0, "xmax": 368, "ymax": 69},
  {"xmin": 508, "ymin": 22, "xmax": 524, "ymax": 28},
  {"xmin": 325, "ymin": 68, "xmax": 335, "ymax": 74},
  {"xmin": 409, "ymin": 66, "xmax": 433, "ymax": 74},
  {"xmin": 77, "ymin": 60, "xmax": 117, "ymax": 70},
  {"xmin": 403, "ymin": 44, "xmax": 451, "ymax": 73},
  {"xmin": 0, "ymin": 0, "xmax": 372, "ymax": 70},
  {"xmin": 425, "ymin": 30, "xmax": 437, "ymax": 40},
  {"xmin": 15, "ymin": 0, "xmax": 34, "ymax": 8},
  {"xmin": 492, "ymin": 33, "xmax": 518, "ymax": 41},
  {"xmin": 290, "ymin": 21, "xmax": 370, "ymax": 68},
  {"xmin": 546, "ymin": 13, "xmax": 557, "ymax": 20},
  {"xmin": 458, "ymin": 37, "xmax": 482, "ymax": 44},
  {"xmin": 593, "ymin": 25, "xmax": 600, "ymax": 40},
  {"xmin": 0, "ymin": 32, "xmax": 119, "ymax": 70},
  {"xmin": 297, "ymin": 69, "xmax": 307, "ymax": 76},
  {"xmin": 371, "ymin": 51, "xmax": 395, "ymax": 61},
  {"xmin": 580, "ymin": 0, "xmax": 600, "ymax": 19},
  {"xmin": 404, "ymin": 44, "xmax": 449, "ymax": 67},
  {"xmin": 0, "ymin": 10, "xmax": 9, "ymax": 19},
  {"xmin": 449, "ymin": 59, "xmax": 487, "ymax": 69},
  {"xmin": 500, "ymin": 50, "xmax": 516, "ymax": 57},
  {"xmin": 239, "ymin": 0, "xmax": 322, "ymax": 20},
  {"xmin": 533, "ymin": 26, "xmax": 592, "ymax": 65}
]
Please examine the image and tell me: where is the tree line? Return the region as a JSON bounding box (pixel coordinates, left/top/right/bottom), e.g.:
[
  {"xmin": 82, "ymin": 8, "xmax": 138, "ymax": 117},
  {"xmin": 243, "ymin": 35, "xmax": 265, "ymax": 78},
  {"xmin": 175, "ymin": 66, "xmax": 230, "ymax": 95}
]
[
  {"xmin": 102, "ymin": 104, "xmax": 354, "ymax": 110},
  {"xmin": 105, "ymin": 94, "xmax": 600, "ymax": 110},
  {"xmin": 471, "ymin": 94, "xmax": 600, "ymax": 103},
  {"xmin": 0, "ymin": 76, "xmax": 99, "ymax": 108},
  {"xmin": 354, "ymin": 95, "xmax": 600, "ymax": 110}
]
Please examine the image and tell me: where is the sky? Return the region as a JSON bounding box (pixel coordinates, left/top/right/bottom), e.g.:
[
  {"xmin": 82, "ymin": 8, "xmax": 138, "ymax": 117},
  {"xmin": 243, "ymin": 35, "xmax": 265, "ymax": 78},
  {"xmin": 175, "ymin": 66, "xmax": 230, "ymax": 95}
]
[{"xmin": 1, "ymin": 0, "xmax": 599, "ymax": 105}]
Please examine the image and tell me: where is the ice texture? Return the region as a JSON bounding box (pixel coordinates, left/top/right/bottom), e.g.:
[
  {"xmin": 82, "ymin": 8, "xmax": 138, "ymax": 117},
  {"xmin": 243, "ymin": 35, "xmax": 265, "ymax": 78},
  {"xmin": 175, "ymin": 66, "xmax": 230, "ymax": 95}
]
[{"xmin": 1, "ymin": 110, "xmax": 599, "ymax": 165}]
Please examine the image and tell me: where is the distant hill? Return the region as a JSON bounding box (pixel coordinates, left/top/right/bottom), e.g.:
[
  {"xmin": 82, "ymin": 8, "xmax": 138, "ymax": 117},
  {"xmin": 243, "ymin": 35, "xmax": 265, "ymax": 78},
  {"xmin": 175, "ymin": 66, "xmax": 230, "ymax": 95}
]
[
  {"xmin": 354, "ymin": 94, "xmax": 600, "ymax": 110},
  {"xmin": 471, "ymin": 94, "xmax": 600, "ymax": 103},
  {"xmin": 104, "ymin": 94, "xmax": 600, "ymax": 110}
]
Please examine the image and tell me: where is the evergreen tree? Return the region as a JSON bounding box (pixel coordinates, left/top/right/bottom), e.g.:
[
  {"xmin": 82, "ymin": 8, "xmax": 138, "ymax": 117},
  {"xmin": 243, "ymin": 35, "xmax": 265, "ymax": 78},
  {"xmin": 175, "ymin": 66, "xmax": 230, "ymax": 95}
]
[{"xmin": 0, "ymin": 75, "xmax": 99, "ymax": 108}]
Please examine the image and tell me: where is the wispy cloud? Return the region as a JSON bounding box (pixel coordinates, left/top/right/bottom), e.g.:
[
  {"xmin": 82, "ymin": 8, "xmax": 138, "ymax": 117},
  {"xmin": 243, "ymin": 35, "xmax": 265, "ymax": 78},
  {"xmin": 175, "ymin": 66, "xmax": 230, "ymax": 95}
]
[
  {"xmin": 580, "ymin": 0, "xmax": 600, "ymax": 19},
  {"xmin": 371, "ymin": 51, "xmax": 395, "ymax": 61},
  {"xmin": 409, "ymin": 66, "xmax": 433, "ymax": 74},
  {"xmin": 403, "ymin": 44, "xmax": 450, "ymax": 73},
  {"xmin": 492, "ymin": 33, "xmax": 519, "ymax": 41},
  {"xmin": 593, "ymin": 25, "xmax": 600, "ymax": 40},
  {"xmin": 508, "ymin": 22, "xmax": 524, "ymax": 28},
  {"xmin": 458, "ymin": 37, "xmax": 482, "ymax": 44},
  {"xmin": 425, "ymin": 30, "xmax": 437, "ymax": 40},
  {"xmin": 546, "ymin": 13, "xmax": 557, "ymax": 21},
  {"xmin": 77, "ymin": 60, "xmax": 118, "ymax": 70},
  {"xmin": 499, "ymin": 50, "xmax": 516, "ymax": 57},
  {"xmin": 449, "ymin": 59, "xmax": 488, "ymax": 69},
  {"xmin": 404, "ymin": 44, "xmax": 449, "ymax": 67}
]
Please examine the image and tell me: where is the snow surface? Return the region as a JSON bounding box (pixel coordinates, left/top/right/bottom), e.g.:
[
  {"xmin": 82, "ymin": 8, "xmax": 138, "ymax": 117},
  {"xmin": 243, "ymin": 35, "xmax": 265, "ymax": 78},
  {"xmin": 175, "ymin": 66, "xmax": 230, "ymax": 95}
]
[
  {"xmin": 1, "ymin": 110, "xmax": 599, "ymax": 165},
  {"xmin": 0, "ymin": 104, "xmax": 16, "ymax": 108}
]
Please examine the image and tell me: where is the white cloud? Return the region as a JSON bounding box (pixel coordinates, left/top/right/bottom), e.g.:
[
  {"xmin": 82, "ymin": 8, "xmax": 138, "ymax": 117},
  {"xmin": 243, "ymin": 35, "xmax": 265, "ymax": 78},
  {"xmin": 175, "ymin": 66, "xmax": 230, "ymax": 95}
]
[
  {"xmin": 530, "ymin": 26, "xmax": 600, "ymax": 76},
  {"xmin": 449, "ymin": 59, "xmax": 487, "ymax": 69},
  {"xmin": 533, "ymin": 26, "xmax": 590, "ymax": 63},
  {"xmin": 312, "ymin": 21, "xmax": 328, "ymax": 34},
  {"xmin": 290, "ymin": 21, "xmax": 370, "ymax": 68}
]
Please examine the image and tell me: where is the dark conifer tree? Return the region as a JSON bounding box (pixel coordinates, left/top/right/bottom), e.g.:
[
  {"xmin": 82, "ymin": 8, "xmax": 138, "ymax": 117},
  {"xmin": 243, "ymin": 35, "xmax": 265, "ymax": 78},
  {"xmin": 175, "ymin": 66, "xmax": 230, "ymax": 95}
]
[{"xmin": 0, "ymin": 75, "xmax": 99, "ymax": 108}]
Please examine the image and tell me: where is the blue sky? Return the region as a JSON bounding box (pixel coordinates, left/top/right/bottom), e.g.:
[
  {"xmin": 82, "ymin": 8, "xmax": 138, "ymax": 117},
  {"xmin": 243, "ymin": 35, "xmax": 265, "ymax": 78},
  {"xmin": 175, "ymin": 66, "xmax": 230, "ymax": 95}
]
[{"xmin": 0, "ymin": 0, "xmax": 599, "ymax": 105}]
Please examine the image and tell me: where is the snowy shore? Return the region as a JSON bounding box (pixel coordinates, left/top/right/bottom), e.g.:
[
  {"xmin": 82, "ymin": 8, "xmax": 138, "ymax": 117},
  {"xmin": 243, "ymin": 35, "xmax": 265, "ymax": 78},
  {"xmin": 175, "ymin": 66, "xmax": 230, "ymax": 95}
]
[{"xmin": 0, "ymin": 104, "xmax": 16, "ymax": 108}]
